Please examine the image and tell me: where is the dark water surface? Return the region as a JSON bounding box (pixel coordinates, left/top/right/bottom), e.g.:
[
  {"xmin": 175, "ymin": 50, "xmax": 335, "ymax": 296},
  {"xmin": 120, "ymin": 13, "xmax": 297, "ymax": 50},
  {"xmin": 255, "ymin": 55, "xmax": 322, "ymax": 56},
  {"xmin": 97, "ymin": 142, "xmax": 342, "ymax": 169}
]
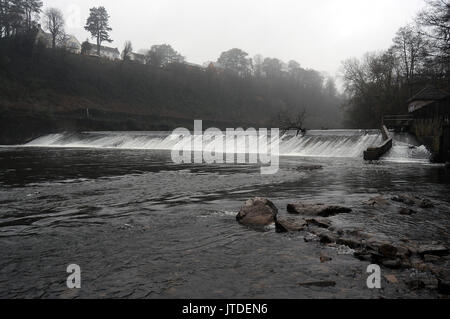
[{"xmin": 0, "ymin": 147, "xmax": 449, "ymax": 298}]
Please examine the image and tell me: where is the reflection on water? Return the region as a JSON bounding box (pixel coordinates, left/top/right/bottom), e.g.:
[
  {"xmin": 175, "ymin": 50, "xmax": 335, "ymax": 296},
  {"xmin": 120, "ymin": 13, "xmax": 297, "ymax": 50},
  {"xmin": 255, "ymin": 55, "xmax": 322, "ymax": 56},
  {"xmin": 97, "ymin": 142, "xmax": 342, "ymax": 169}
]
[{"xmin": 0, "ymin": 147, "xmax": 449, "ymax": 298}]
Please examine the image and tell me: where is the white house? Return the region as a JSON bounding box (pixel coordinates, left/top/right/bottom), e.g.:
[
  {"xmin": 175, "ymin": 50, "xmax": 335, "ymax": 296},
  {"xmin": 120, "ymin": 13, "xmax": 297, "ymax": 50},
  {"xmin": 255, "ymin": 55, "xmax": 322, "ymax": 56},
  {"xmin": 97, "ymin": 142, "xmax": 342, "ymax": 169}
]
[{"xmin": 88, "ymin": 44, "xmax": 120, "ymax": 60}]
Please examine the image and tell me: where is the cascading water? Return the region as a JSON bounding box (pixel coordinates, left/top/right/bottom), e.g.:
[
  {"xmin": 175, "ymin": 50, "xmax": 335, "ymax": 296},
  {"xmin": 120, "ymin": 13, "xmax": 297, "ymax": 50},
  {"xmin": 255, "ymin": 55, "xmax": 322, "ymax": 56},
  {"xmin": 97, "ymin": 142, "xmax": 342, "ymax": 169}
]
[
  {"xmin": 25, "ymin": 130, "xmax": 431, "ymax": 162},
  {"xmin": 382, "ymin": 132, "xmax": 431, "ymax": 163}
]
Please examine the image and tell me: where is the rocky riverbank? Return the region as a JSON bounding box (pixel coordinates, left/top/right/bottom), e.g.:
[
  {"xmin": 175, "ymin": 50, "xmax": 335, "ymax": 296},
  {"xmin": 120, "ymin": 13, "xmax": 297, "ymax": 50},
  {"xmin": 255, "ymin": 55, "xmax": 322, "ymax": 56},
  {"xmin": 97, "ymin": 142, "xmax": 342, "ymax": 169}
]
[{"xmin": 237, "ymin": 195, "xmax": 450, "ymax": 296}]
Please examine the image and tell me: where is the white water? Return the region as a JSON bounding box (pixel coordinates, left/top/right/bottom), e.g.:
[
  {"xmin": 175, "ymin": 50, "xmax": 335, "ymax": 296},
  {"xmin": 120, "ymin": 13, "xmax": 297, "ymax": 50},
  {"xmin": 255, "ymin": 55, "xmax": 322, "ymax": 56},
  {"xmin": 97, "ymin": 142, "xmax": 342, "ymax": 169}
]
[{"xmin": 25, "ymin": 130, "xmax": 431, "ymax": 162}]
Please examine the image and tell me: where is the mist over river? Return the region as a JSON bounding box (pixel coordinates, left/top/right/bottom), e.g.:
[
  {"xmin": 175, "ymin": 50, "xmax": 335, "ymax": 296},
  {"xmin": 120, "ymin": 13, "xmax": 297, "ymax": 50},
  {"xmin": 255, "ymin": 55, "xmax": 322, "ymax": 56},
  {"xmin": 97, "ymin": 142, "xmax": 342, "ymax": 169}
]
[{"xmin": 0, "ymin": 131, "xmax": 449, "ymax": 298}]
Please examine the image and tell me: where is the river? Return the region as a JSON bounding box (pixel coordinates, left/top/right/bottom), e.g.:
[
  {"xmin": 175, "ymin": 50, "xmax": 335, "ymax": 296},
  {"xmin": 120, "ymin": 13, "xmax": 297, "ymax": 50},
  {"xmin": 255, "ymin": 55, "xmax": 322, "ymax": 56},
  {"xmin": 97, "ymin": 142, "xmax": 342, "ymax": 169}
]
[{"xmin": 0, "ymin": 130, "xmax": 448, "ymax": 298}]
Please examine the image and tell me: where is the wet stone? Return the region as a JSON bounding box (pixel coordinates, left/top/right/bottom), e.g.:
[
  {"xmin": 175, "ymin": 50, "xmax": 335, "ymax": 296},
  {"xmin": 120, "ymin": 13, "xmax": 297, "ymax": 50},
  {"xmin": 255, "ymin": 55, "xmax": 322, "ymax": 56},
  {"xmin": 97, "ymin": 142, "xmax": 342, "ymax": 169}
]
[
  {"xmin": 236, "ymin": 197, "xmax": 278, "ymax": 228},
  {"xmin": 275, "ymin": 217, "xmax": 307, "ymax": 233},
  {"xmin": 391, "ymin": 194, "xmax": 434, "ymax": 208},
  {"xmin": 287, "ymin": 203, "xmax": 352, "ymax": 217},
  {"xmin": 306, "ymin": 218, "xmax": 332, "ymax": 229},
  {"xmin": 418, "ymin": 244, "xmax": 449, "ymax": 257},
  {"xmin": 378, "ymin": 244, "xmax": 398, "ymax": 258}
]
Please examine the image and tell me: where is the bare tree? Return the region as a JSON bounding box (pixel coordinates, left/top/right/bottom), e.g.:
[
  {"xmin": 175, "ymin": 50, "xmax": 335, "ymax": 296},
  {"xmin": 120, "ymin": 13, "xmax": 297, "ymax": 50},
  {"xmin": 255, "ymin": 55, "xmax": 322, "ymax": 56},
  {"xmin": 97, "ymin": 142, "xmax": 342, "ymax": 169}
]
[
  {"xmin": 417, "ymin": 0, "xmax": 450, "ymax": 55},
  {"xmin": 44, "ymin": 7, "xmax": 64, "ymax": 49},
  {"xmin": 392, "ymin": 25, "xmax": 428, "ymax": 91},
  {"xmin": 279, "ymin": 109, "xmax": 307, "ymax": 136},
  {"xmin": 121, "ymin": 40, "xmax": 133, "ymax": 61}
]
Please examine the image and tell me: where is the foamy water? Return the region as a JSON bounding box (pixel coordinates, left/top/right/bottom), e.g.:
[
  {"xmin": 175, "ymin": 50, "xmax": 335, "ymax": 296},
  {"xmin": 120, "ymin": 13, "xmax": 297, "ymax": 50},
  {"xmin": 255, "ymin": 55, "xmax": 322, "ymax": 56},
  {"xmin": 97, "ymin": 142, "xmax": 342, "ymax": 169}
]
[{"xmin": 24, "ymin": 130, "xmax": 430, "ymax": 163}]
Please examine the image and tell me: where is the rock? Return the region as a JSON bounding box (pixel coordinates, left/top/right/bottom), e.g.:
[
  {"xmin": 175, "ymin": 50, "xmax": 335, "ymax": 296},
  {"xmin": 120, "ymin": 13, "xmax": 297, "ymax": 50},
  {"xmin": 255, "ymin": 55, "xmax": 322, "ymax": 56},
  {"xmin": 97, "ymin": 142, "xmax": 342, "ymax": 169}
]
[
  {"xmin": 391, "ymin": 194, "xmax": 434, "ymax": 208},
  {"xmin": 296, "ymin": 165, "xmax": 323, "ymax": 171},
  {"xmin": 298, "ymin": 281, "xmax": 336, "ymax": 287},
  {"xmin": 236, "ymin": 197, "xmax": 278, "ymax": 227},
  {"xmin": 384, "ymin": 274, "xmax": 399, "ymax": 284},
  {"xmin": 304, "ymin": 232, "xmax": 319, "ymax": 243},
  {"xmin": 411, "ymin": 261, "xmax": 429, "ymax": 272},
  {"xmin": 406, "ymin": 273, "xmax": 439, "ymax": 290},
  {"xmin": 320, "ymin": 255, "xmax": 332, "ymax": 263},
  {"xmin": 399, "ymin": 208, "xmax": 416, "ymax": 216},
  {"xmin": 381, "ymin": 258, "xmax": 402, "ymax": 269},
  {"xmin": 318, "ymin": 231, "xmax": 337, "ymax": 244},
  {"xmin": 392, "ymin": 194, "xmax": 416, "ymax": 205},
  {"xmin": 335, "ymin": 245, "xmax": 355, "ymax": 255},
  {"xmin": 275, "ymin": 217, "xmax": 307, "ymax": 233},
  {"xmin": 395, "ymin": 245, "xmax": 412, "ymax": 259},
  {"xmin": 306, "ymin": 218, "xmax": 332, "ymax": 229},
  {"xmin": 287, "ymin": 203, "xmax": 352, "ymax": 217},
  {"xmin": 423, "ymin": 254, "xmax": 443, "ymax": 263},
  {"xmin": 419, "ymin": 199, "xmax": 434, "ymax": 209},
  {"xmin": 336, "ymin": 237, "xmax": 364, "ymax": 250},
  {"xmin": 354, "ymin": 251, "xmax": 372, "ymax": 262},
  {"xmin": 364, "ymin": 239, "xmax": 385, "ymax": 252},
  {"xmin": 378, "ymin": 244, "xmax": 398, "ymax": 258},
  {"xmin": 365, "ymin": 196, "xmax": 390, "ymax": 206},
  {"xmin": 418, "ymin": 244, "xmax": 449, "ymax": 257}
]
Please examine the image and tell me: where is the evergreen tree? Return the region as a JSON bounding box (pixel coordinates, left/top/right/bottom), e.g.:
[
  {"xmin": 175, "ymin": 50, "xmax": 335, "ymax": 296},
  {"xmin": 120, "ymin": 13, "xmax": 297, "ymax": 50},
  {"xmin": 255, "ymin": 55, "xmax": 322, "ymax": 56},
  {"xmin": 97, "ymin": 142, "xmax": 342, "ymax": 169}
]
[{"xmin": 84, "ymin": 6, "xmax": 112, "ymax": 56}]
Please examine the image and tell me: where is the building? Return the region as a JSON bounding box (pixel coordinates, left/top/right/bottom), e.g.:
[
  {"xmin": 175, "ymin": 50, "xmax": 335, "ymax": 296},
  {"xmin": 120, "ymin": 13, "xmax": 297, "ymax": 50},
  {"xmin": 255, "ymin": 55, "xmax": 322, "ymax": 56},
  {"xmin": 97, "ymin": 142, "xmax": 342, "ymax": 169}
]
[
  {"xmin": 63, "ymin": 35, "xmax": 81, "ymax": 54},
  {"xmin": 35, "ymin": 27, "xmax": 52, "ymax": 47},
  {"xmin": 35, "ymin": 27, "xmax": 80, "ymax": 54},
  {"xmin": 88, "ymin": 44, "xmax": 120, "ymax": 60},
  {"xmin": 183, "ymin": 61, "xmax": 205, "ymax": 71},
  {"xmin": 408, "ymin": 85, "xmax": 450, "ymax": 115},
  {"xmin": 129, "ymin": 52, "xmax": 146, "ymax": 64},
  {"xmin": 408, "ymin": 85, "xmax": 450, "ymax": 162}
]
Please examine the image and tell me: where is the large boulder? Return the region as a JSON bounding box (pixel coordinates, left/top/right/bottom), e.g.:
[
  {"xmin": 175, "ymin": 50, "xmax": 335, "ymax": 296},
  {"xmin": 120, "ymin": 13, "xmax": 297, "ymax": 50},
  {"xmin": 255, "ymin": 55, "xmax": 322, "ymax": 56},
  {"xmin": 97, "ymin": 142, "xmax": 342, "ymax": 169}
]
[
  {"xmin": 287, "ymin": 203, "xmax": 351, "ymax": 217},
  {"xmin": 237, "ymin": 198, "xmax": 278, "ymax": 228}
]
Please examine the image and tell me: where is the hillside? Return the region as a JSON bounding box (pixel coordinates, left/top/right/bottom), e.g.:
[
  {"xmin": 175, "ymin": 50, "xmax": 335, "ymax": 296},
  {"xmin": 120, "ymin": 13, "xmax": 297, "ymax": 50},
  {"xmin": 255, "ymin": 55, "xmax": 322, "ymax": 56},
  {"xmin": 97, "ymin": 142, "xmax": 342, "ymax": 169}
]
[{"xmin": 0, "ymin": 36, "xmax": 343, "ymax": 144}]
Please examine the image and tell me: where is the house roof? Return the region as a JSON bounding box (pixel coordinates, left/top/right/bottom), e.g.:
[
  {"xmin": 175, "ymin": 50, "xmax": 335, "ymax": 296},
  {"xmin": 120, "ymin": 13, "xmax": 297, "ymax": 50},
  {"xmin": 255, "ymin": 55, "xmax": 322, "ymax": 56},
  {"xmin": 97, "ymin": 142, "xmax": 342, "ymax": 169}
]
[
  {"xmin": 408, "ymin": 85, "xmax": 449, "ymax": 103},
  {"xmin": 130, "ymin": 52, "xmax": 145, "ymax": 59},
  {"xmin": 90, "ymin": 44, "xmax": 120, "ymax": 55}
]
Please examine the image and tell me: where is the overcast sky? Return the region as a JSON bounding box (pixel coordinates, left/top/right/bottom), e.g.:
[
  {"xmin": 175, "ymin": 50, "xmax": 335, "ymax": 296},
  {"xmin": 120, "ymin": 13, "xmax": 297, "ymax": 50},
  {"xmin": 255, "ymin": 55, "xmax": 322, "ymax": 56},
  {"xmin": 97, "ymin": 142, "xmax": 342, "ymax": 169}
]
[{"xmin": 43, "ymin": 0, "xmax": 426, "ymax": 76}]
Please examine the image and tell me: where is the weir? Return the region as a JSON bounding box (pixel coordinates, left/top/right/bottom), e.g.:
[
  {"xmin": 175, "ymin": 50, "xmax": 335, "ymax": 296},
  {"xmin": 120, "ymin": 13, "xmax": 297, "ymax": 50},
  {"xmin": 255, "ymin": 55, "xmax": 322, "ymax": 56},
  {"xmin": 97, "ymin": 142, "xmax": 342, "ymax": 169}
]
[{"xmin": 25, "ymin": 130, "xmax": 430, "ymax": 162}]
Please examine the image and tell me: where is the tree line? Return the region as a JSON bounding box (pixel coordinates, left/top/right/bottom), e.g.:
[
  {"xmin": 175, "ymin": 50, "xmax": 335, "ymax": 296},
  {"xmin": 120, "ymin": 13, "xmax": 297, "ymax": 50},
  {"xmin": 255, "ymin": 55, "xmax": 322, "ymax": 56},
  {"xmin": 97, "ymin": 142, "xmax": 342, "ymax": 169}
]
[{"xmin": 341, "ymin": 0, "xmax": 450, "ymax": 128}]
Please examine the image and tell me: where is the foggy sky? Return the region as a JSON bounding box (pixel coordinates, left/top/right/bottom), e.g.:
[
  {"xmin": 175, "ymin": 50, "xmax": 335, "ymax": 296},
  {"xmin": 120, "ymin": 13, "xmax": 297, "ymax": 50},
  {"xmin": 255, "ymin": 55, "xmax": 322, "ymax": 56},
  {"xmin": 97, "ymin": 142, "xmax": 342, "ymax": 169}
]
[{"xmin": 43, "ymin": 0, "xmax": 426, "ymax": 76}]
